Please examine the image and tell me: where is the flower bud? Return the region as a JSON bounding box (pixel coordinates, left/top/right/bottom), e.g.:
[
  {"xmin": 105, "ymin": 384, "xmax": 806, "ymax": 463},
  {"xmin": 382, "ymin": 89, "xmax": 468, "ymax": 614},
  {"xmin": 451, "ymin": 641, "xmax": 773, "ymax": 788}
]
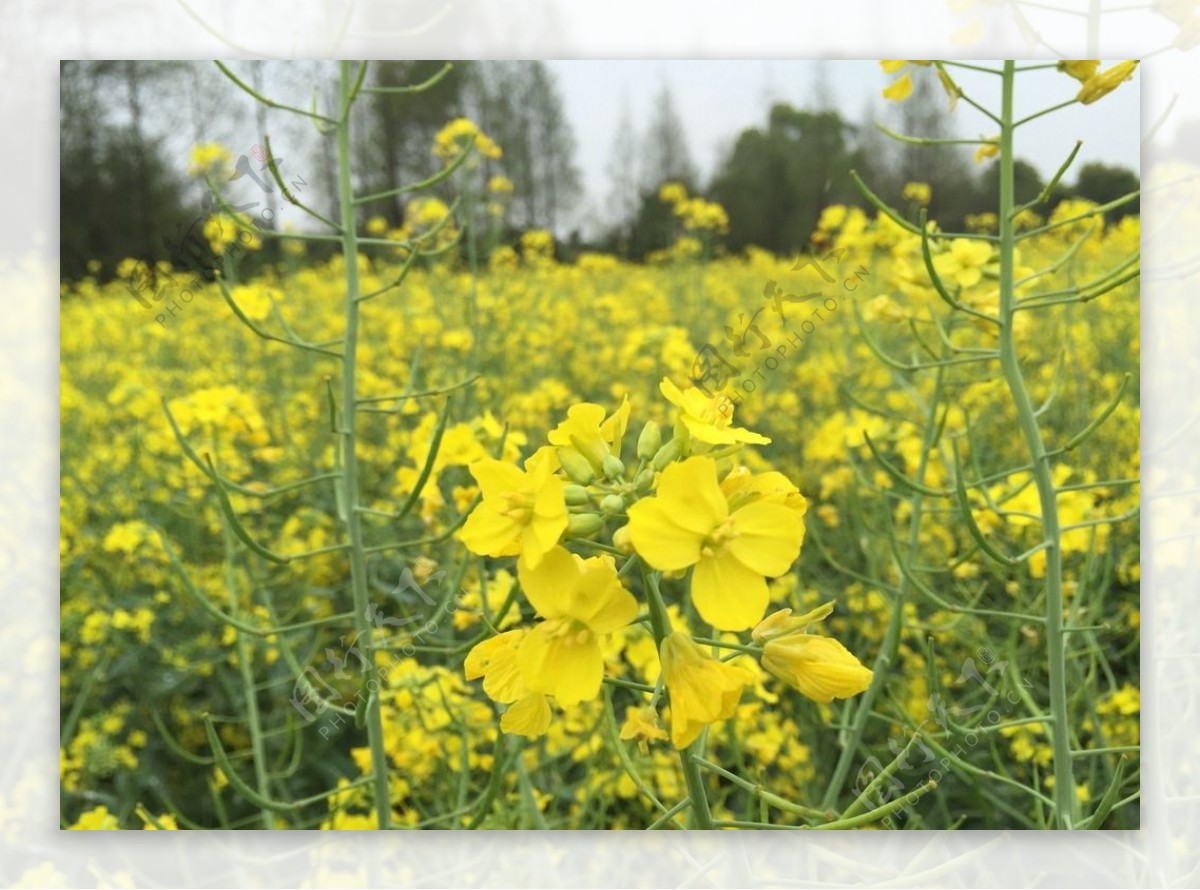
[
  {"xmin": 557, "ymin": 447, "xmax": 595, "ymax": 485},
  {"xmin": 612, "ymin": 525, "xmax": 634, "ymax": 554},
  {"xmin": 602, "ymin": 453, "xmax": 625, "ymax": 480},
  {"xmin": 751, "ymin": 603, "xmax": 836, "ymax": 643},
  {"xmin": 637, "ymin": 421, "xmax": 662, "ymax": 461},
  {"xmin": 633, "ymin": 467, "xmax": 655, "ymax": 491},
  {"xmin": 564, "ymin": 484, "xmax": 592, "ymax": 506},
  {"xmin": 652, "ymin": 438, "xmax": 683, "ymax": 471},
  {"xmin": 566, "ymin": 513, "xmax": 604, "ymax": 537},
  {"xmin": 600, "ymin": 494, "xmax": 626, "ymax": 515}
]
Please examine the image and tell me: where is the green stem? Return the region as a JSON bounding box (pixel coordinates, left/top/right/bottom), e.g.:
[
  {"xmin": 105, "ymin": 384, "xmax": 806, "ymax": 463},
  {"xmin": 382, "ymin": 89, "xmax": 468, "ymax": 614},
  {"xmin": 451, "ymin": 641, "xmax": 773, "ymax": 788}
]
[
  {"xmin": 820, "ymin": 358, "xmax": 946, "ymax": 809},
  {"xmin": 997, "ymin": 60, "xmax": 1077, "ymax": 829},
  {"xmin": 335, "ymin": 60, "xmax": 392, "ymax": 830}
]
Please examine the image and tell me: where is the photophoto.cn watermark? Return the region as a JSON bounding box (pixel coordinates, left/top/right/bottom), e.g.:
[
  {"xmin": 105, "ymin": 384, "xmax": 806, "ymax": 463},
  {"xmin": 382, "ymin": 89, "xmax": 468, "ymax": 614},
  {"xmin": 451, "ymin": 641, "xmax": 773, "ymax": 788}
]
[
  {"xmin": 688, "ymin": 247, "xmax": 870, "ymax": 411},
  {"xmin": 124, "ymin": 143, "xmax": 307, "ymax": 327},
  {"xmin": 852, "ymin": 645, "xmax": 1037, "ymax": 828},
  {"xmin": 289, "ymin": 558, "xmax": 471, "ymax": 739}
]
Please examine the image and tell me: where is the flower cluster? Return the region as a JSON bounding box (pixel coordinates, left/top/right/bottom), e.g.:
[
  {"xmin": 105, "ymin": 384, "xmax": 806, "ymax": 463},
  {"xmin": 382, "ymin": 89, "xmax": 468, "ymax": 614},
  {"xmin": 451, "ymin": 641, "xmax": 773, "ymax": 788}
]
[{"xmin": 459, "ymin": 379, "xmax": 873, "ymax": 748}]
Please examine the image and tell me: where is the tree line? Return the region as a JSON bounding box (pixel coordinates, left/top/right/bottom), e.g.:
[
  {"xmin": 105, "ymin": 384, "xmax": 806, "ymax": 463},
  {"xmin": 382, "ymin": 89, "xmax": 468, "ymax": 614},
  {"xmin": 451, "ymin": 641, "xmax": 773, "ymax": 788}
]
[{"xmin": 60, "ymin": 60, "xmax": 1138, "ymax": 282}]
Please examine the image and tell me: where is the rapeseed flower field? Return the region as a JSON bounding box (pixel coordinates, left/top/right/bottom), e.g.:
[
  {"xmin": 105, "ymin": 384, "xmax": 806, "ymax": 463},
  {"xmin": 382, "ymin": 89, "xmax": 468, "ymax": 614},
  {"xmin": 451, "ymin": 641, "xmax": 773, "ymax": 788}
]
[{"xmin": 60, "ymin": 59, "xmax": 1139, "ymax": 830}]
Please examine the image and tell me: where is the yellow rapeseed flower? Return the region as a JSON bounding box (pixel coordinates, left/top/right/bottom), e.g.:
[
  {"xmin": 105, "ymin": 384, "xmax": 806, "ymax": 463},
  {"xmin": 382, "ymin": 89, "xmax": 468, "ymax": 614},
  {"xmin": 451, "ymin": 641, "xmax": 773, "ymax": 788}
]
[
  {"xmin": 882, "ymin": 73, "xmax": 914, "ymax": 102},
  {"xmin": 659, "ymin": 377, "xmax": 770, "ymax": 446},
  {"xmin": 463, "ymin": 628, "xmax": 552, "ymax": 737},
  {"xmin": 660, "ymin": 631, "xmax": 752, "ymax": 748},
  {"xmin": 515, "ymin": 546, "xmax": 637, "ymax": 706},
  {"xmin": 547, "ymin": 397, "xmax": 631, "ymax": 471},
  {"xmin": 627, "ymin": 456, "xmax": 804, "ymax": 630},
  {"xmin": 1058, "ymin": 60, "xmax": 1100, "ymax": 82},
  {"xmin": 458, "ymin": 446, "xmax": 567, "ymax": 568},
  {"xmin": 760, "ymin": 633, "xmax": 874, "ymax": 703},
  {"xmin": 619, "ymin": 705, "xmax": 668, "ymax": 752},
  {"xmin": 1077, "ymin": 61, "xmax": 1138, "ymax": 105},
  {"xmin": 933, "ymin": 238, "xmax": 993, "ymax": 288}
]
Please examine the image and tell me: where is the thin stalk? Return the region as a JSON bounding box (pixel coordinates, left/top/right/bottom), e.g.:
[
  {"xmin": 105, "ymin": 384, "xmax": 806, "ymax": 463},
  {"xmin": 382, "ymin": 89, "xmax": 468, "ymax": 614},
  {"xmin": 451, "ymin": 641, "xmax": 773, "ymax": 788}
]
[
  {"xmin": 997, "ymin": 61, "xmax": 1077, "ymax": 829},
  {"xmin": 334, "ymin": 61, "xmax": 392, "ymax": 830},
  {"xmin": 226, "ymin": 533, "xmax": 272, "ymax": 828},
  {"xmin": 820, "ymin": 357, "xmax": 947, "ymax": 809}
]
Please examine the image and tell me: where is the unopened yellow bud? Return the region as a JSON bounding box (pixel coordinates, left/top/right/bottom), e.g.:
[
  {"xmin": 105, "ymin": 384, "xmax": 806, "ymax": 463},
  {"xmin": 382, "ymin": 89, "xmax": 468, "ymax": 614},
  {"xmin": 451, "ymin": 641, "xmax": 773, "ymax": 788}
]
[
  {"xmin": 637, "ymin": 421, "xmax": 662, "ymax": 461},
  {"xmin": 652, "ymin": 439, "xmax": 683, "ymax": 471},
  {"xmin": 566, "ymin": 513, "xmax": 604, "ymax": 537},
  {"xmin": 557, "ymin": 447, "xmax": 595, "ymax": 485},
  {"xmin": 564, "ymin": 484, "xmax": 592, "ymax": 506},
  {"xmin": 602, "ymin": 454, "xmax": 626, "ymax": 480},
  {"xmin": 612, "ymin": 525, "xmax": 634, "ymax": 554}
]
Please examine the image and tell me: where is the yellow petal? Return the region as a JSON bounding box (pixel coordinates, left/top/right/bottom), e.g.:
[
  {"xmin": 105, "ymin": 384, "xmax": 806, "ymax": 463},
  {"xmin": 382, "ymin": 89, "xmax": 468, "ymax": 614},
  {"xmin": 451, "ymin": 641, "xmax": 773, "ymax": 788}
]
[
  {"xmin": 626, "ymin": 498, "xmax": 702, "ymax": 571},
  {"xmin": 691, "ymin": 553, "xmax": 769, "ymax": 631},
  {"xmin": 656, "ymin": 457, "xmax": 728, "ymax": 532},
  {"xmin": 728, "ymin": 501, "xmax": 804, "ymax": 576},
  {"xmin": 571, "ymin": 556, "xmax": 638, "ymax": 634},
  {"xmin": 469, "ymin": 459, "xmax": 524, "ymax": 499},
  {"xmin": 500, "ymin": 694, "xmax": 552, "ymax": 737},
  {"xmin": 880, "ymin": 60, "xmax": 908, "ymax": 73},
  {"xmin": 517, "ymin": 546, "xmax": 577, "ymax": 619},
  {"xmin": 883, "ymin": 73, "xmax": 913, "ymax": 102},
  {"xmin": 762, "ymin": 635, "xmax": 874, "ymax": 703},
  {"xmin": 517, "ymin": 622, "xmax": 604, "ymax": 706},
  {"xmin": 458, "ymin": 504, "xmax": 519, "ymax": 557},
  {"xmin": 464, "ymin": 629, "xmax": 528, "ymax": 703}
]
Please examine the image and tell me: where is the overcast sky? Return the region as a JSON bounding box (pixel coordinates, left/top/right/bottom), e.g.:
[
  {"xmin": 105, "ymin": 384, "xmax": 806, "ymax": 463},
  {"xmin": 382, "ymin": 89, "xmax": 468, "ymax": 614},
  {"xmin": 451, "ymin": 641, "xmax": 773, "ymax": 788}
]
[{"xmin": 549, "ymin": 60, "xmax": 1140, "ymax": 232}]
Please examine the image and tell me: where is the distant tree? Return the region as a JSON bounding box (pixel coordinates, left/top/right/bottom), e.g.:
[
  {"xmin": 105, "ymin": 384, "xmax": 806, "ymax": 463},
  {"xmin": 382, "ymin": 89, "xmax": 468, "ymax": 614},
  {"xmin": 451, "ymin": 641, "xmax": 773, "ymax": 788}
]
[
  {"xmin": 468, "ymin": 61, "xmax": 582, "ymax": 234},
  {"xmin": 978, "ymin": 158, "xmax": 1045, "ymax": 212},
  {"xmin": 888, "ymin": 72, "xmax": 978, "ymax": 229},
  {"xmin": 605, "ymin": 97, "xmax": 640, "ymax": 239},
  {"xmin": 709, "ymin": 103, "xmax": 858, "ymax": 254},
  {"xmin": 1071, "ymin": 162, "xmax": 1140, "ymax": 220},
  {"xmin": 60, "ymin": 61, "xmax": 194, "ymax": 280},
  {"xmin": 640, "ymin": 84, "xmax": 698, "ymax": 191},
  {"xmin": 354, "ymin": 61, "xmax": 471, "ymax": 226}
]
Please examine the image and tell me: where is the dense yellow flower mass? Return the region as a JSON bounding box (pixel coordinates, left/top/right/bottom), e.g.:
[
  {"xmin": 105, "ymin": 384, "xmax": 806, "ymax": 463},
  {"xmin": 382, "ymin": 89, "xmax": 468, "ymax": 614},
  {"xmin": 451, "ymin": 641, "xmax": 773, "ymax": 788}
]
[{"xmin": 61, "ymin": 155, "xmax": 1139, "ymax": 828}]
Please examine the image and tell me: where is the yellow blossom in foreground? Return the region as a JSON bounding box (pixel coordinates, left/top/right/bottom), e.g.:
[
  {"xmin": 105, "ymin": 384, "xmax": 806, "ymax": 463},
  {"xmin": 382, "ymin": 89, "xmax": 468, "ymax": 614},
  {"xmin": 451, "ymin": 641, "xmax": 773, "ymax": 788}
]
[
  {"xmin": 515, "ymin": 547, "xmax": 637, "ymax": 706},
  {"xmin": 660, "ymin": 377, "xmax": 769, "ymax": 446},
  {"xmin": 627, "ymin": 457, "xmax": 804, "ymax": 631},
  {"xmin": 547, "ymin": 397, "xmax": 631, "ymax": 471},
  {"xmin": 760, "ymin": 633, "xmax": 874, "ymax": 703},
  {"xmin": 660, "ymin": 631, "xmax": 752, "ymax": 748},
  {"xmin": 458, "ymin": 446, "xmax": 567, "ymax": 568},
  {"xmin": 463, "ymin": 628, "xmax": 552, "ymax": 737}
]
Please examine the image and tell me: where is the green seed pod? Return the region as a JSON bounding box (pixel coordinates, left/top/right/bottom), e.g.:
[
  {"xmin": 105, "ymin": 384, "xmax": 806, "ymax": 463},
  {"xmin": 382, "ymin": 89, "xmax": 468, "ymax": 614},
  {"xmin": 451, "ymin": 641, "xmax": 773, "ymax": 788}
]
[
  {"xmin": 567, "ymin": 512, "xmax": 604, "ymax": 536},
  {"xmin": 637, "ymin": 421, "xmax": 662, "ymax": 461},
  {"xmin": 602, "ymin": 453, "xmax": 626, "ymax": 480},
  {"xmin": 557, "ymin": 447, "xmax": 595, "ymax": 484},
  {"xmin": 600, "ymin": 493, "xmax": 626, "ymax": 515},
  {"xmin": 564, "ymin": 484, "xmax": 592, "ymax": 506},
  {"xmin": 652, "ymin": 438, "xmax": 683, "ymax": 471}
]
